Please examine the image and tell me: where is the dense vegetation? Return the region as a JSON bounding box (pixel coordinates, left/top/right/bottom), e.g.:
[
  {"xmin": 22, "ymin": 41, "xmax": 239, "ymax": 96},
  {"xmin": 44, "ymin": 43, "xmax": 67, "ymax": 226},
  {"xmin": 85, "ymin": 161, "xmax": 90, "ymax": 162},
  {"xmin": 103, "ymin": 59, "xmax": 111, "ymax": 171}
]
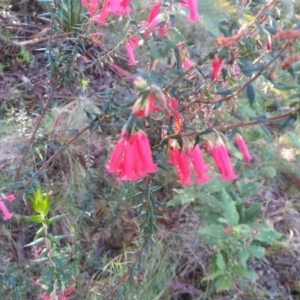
[{"xmin": 1, "ymin": 0, "xmax": 300, "ymax": 299}]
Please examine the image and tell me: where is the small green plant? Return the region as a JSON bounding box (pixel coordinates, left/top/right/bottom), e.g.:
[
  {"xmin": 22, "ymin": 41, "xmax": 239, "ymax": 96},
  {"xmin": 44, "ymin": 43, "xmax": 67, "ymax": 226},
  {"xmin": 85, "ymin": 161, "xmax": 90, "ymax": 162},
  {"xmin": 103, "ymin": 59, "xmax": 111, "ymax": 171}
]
[
  {"xmin": 168, "ymin": 180, "xmax": 281, "ymax": 293},
  {"xmin": 24, "ymin": 188, "xmax": 74, "ymax": 299}
]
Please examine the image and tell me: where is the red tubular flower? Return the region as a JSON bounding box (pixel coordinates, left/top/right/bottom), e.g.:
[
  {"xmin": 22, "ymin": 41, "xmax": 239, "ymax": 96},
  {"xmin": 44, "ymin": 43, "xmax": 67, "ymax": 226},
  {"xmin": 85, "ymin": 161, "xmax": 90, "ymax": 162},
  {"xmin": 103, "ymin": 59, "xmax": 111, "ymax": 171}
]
[
  {"xmin": 266, "ymin": 34, "xmax": 272, "ymax": 51},
  {"xmin": 177, "ymin": 150, "xmax": 193, "ymax": 185},
  {"xmin": 126, "ymin": 36, "xmax": 139, "ymax": 65},
  {"xmin": 188, "ymin": 145, "xmax": 210, "ymax": 183},
  {"xmin": 210, "ymin": 145, "xmax": 224, "ymax": 174},
  {"xmin": 136, "ymin": 131, "xmax": 157, "ymax": 175},
  {"xmin": 118, "ymin": 0, "xmax": 132, "ymax": 14},
  {"xmin": 182, "ymin": 58, "xmax": 194, "ymax": 69},
  {"xmin": 210, "ymin": 142, "xmax": 238, "ymax": 181},
  {"xmin": 106, "ymin": 130, "xmax": 156, "ymax": 181},
  {"xmin": 82, "ymin": 0, "xmax": 99, "ymax": 16},
  {"xmin": 110, "ymin": 0, "xmax": 120, "ymax": 13},
  {"xmin": 171, "ymin": 98, "xmax": 183, "ymax": 129},
  {"xmin": 118, "ymin": 134, "xmax": 139, "ymax": 181},
  {"xmin": 94, "ymin": 0, "xmax": 110, "ymax": 25},
  {"xmin": 211, "ymin": 57, "xmax": 224, "ymax": 81},
  {"xmin": 106, "ymin": 132, "xmax": 127, "ymax": 173},
  {"xmin": 133, "ymin": 94, "xmax": 160, "ymax": 117},
  {"xmin": 218, "ymin": 143, "xmax": 238, "ymax": 181},
  {"xmin": 143, "ymin": 4, "xmax": 169, "ymax": 37},
  {"xmin": 186, "ymin": 0, "xmax": 201, "ymax": 22},
  {"xmin": 4, "ymin": 194, "xmax": 15, "ymax": 203},
  {"xmin": 236, "ymin": 134, "xmax": 251, "ymax": 163},
  {"xmin": 178, "ymin": 44, "xmax": 194, "ymax": 70},
  {"xmin": 0, "ymin": 200, "xmax": 13, "ymax": 220},
  {"xmin": 169, "ymin": 147, "xmax": 193, "ymax": 185}
]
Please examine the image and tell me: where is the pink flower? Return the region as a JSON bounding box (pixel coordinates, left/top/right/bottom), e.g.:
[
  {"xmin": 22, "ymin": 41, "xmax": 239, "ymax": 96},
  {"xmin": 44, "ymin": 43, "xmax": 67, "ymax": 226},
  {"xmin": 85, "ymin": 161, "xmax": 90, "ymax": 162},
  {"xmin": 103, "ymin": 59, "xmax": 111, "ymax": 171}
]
[
  {"xmin": 171, "ymin": 98, "xmax": 183, "ymax": 124},
  {"xmin": 182, "ymin": 58, "xmax": 194, "ymax": 69},
  {"xmin": 132, "ymin": 93, "xmax": 160, "ymax": 117},
  {"xmin": 143, "ymin": 5, "xmax": 169, "ymax": 37},
  {"xmin": 110, "ymin": 0, "xmax": 132, "ymax": 15},
  {"xmin": 82, "ymin": 0, "xmax": 99, "ymax": 16},
  {"xmin": 211, "ymin": 57, "xmax": 224, "ymax": 81},
  {"xmin": 106, "ymin": 130, "xmax": 157, "ymax": 181},
  {"xmin": 94, "ymin": 0, "xmax": 110, "ymax": 25},
  {"xmin": 0, "ymin": 200, "xmax": 13, "ymax": 220},
  {"xmin": 118, "ymin": 134, "xmax": 139, "ymax": 181},
  {"xmin": 106, "ymin": 132, "xmax": 127, "ymax": 173},
  {"xmin": 225, "ymin": 227, "xmax": 233, "ymax": 234},
  {"xmin": 235, "ymin": 134, "xmax": 251, "ymax": 163},
  {"xmin": 210, "ymin": 145, "xmax": 224, "ymax": 174},
  {"xmin": 126, "ymin": 36, "xmax": 139, "ymax": 65},
  {"xmin": 136, "ymin": 131, "xmax": 157, "ymax": 175},
  {"xmin": 178, "ymin": 44, "xmax": 194, "ymax": 70},
  {"xmin": 169, "ymin": 147, "xmax": 193, "ymax": 185},
  {"xmin": 110, "ymin": 0, "xmax": 120, "ymax": 13},
  {"xmin": 4, "ymin": 194, "xmax": 15, "ymax": 203},
  {"xmin": 118, "ymin": 0, "xmax": 132, "ymax": 14},
  {"xmin": 188, "ymin": 145, "xmax": 210, "ymax": 183},
  {"xmin": 266, "ymin": 34, "xmax": 272, "ymax": 51},
  {"xmin": 210, "ymin": 141, "xmax": 238, "ymax": 181},
  {"xmin": 186, "ymin": 0, "xmax": 201, "ymax": 22}
]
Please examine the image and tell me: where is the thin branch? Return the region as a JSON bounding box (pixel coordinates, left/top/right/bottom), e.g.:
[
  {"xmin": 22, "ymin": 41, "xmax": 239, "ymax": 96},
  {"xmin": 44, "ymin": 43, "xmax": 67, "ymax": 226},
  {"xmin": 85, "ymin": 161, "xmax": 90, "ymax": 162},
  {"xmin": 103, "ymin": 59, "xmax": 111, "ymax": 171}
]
[
  {"xmin": 185, "ymin": 43, "xmax": 290, "ymax": 107},
  {"xmin": 161, "ymin": 107, "xmax": 297, "ymax": 142},
  {"xmin": 103, "ymin": 245, "xmax": 145, "ymax": 300},
  {"xmin": 14, "ymin": 80, "xmax": 58, "ymax": 182},
  {"xmin": 14, "ymin": 124, "xmax": 91, "ymax": 206}
]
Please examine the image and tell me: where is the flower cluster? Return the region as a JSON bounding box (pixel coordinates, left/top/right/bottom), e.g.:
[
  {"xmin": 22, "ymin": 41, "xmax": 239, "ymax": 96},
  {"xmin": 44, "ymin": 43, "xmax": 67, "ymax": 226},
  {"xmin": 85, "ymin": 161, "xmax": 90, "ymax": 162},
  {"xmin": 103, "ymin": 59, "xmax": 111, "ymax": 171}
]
[
  {"xmin": 168, "ymin": 135, "xmax": 251, "ymax": 184},
  {"xmin": 106, "ymin": 130, "xmax": 157, "ymax": 181},
  {"xmin": 0, "ymin": 194, "xmax": 15, "ymax": 220},
  {"xmin": 210, "ymin": 141, "xmax": 238, "ymax": 181},
  {"xmin": 82, "ymin": 0, "xmax": 132, "ymax": 25},
  {"xmin": 169, "ymin": 143, "xmax": 210, "ymax": 185}
]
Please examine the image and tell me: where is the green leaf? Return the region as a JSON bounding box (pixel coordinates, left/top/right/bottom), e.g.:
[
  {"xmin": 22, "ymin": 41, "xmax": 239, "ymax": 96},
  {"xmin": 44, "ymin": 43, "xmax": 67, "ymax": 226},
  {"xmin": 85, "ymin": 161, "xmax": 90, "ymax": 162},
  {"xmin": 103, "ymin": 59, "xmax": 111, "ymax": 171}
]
[
  {"xmin": 220, "ymin": 189, "xmax": 239, "ymax": 226},
  {"xmin": 216, "ymin": 253, "xmax": 226, "ymax": 271},
  {"xmin": 260, "ymin": 124, "xmax": 273, "ymax": 141},
  {"xmin": 215, "ymin": 274, "xmax": 232, "ymax": 292},
  {"xmin": 203, "ymin": 181, "xmax": 230, "ymax": 193},
  {"xmin": 24, "ymin": 214, "xmax": 44, "ymax": 224},
  {"xmin": 287, "ymin": 131, "xmax": 300, "ymax": 149},
  {"xmin": 273, "ymin": 82, "xmax": 300, "ymax": 91},
  {"xmin": 281, "ymin": 115, "xmax": 297, "ymax": 129},
  {"xmin": 261, "ymin": 166, "xmax": 276, "ymax": 178},
  {"xmin": 24, "ymin": 237, "xmax": 45, "ymax": 247},
  {"xmin": 202, "ymin": 270, "xmax": 224, "ymax": 282},
  {"xmin": 231, "ymin": 266, "xmax": 258, "ymax": 281},
  {"xmin": 198, "ymin": 193, "xmax": 222, "ymax": 211},
  {"xmin": 247, "ymin": 245, "xmax": 265, "ymax": 258},
  {"xmin": 246, "ymin": 84, "xmax": 255, "ymax": 106},
  {"xmin": 240, "ymin": 63, "xmax": 265, "ymax": 74},
  {"xmin": 47, "ymin": 214, "xmax": 66, "ymax": 225},
  {"xmin": 238, "ymin": 248, "xmax": 250, "ymax": 268},
  {"xmin": 167, "ymin": 187, "xmax": 196, "ymax": 206},
  {"xmin": 243, "ymin": 203, "xmax": 262, "ymax": 224},
  {"xmin": 29, "ymin": 188, "xmax": 50, "ymax": 217},
  {"xmin": 215, "ymin": 89, "xmax": 233, "ymax": 96},
  {"xmin": 250, "ymin": 114, "xmax": 267, "ymax": 123},
  {"xmin": 253, "ymin": 226, "xmax": 281, "ymax": 245},
  {"xmin": 237, "ymin": 182, "xmax": 260, "ymax": 198}
]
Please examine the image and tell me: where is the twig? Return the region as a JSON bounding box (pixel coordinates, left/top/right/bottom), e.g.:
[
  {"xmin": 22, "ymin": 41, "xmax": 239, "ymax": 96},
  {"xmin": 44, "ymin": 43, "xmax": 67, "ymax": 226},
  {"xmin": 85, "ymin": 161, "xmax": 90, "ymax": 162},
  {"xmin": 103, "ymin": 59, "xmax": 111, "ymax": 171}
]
[
  {"xmin": 103, "ymin": 245, "xmax": 145, "ymax": 300},
  {"xmin": 185, "ymin": 43, "xmax": 290, "ymax": 107},
  {"xmin": 14, "ymin": 80, "xmax": 58, "ymax": 182},
  {"xmin": 161, "ymin": 107, "xmax": 297, "ymax": 142},
  {"xmin": 14, "ymin": 6, "xmax": 58, "ymax": 182},
  {"xmin": 14, "ymin": 124, "xmax": 91, "ymax": 206}
]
